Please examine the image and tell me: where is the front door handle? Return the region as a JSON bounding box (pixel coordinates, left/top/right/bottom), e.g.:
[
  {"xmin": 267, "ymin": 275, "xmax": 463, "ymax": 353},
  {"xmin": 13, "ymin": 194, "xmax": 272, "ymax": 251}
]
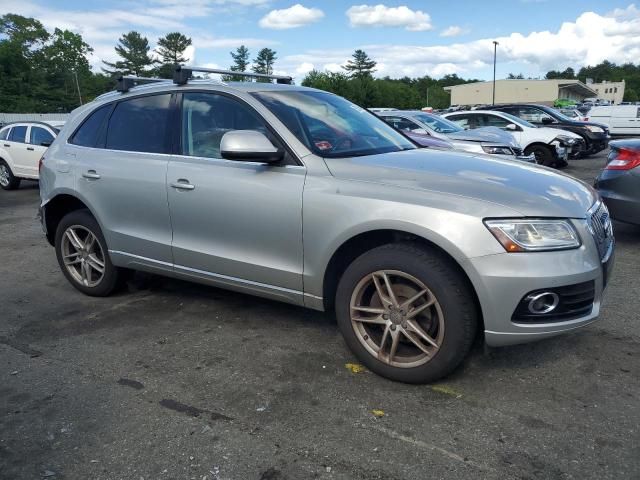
[
  {"xmin": 170, "ymin": 180, "xmax": 195, "ymax": 190},
  {"xmin": 3, "ymin": 144, "xmax": 9, "ymax": 147},
  {"xmin": 26, "ymin": 146, "xmax": 35, "ymax": 151},
  {"xmin": 82, "ymin": 170, "xmax": 101, "ymax": 180}
]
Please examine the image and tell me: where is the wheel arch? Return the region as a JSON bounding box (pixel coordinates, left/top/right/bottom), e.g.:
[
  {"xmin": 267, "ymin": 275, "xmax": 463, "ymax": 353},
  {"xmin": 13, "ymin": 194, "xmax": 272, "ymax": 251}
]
[
  {"xmin": 42, "ymin": 193, "xmax": 96, "ymax": 246},
  {"xmin": 320, "ymin": 228, "xmax": 484, "ymax": 333}
]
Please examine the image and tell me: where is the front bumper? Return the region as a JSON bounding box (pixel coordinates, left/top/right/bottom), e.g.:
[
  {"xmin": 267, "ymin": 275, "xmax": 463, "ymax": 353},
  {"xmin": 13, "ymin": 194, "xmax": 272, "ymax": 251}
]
[{"xmin": 465, "ymin": 220, "xmax": 614, "ymax": 347}]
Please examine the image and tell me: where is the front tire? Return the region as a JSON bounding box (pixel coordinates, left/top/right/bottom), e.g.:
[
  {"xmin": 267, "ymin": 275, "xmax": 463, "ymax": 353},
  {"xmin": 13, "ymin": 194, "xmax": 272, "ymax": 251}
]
[
  {"xmin": 335, "ymin": 243, "xmax": 477, "ymax": 384},
  {"xmin": 524, "ymin": 144, "xmax": 555, "ymax": 167},
  {"xmin": 0, "ymin": 160, "xmax": 21, "ymax": 190},
  {"xmin": 55, "ymin": 209, "xmax": 122, "ymax": 296}
]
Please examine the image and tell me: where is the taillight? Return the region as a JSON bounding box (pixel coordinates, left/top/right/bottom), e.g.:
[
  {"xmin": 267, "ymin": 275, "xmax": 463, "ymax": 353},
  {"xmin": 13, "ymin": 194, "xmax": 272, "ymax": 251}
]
[
  {"xmin": 606, "ymin": 148, "xmax": 640, "ymax": 170},
  {"xmin": 39, "ymin": 155, "xmax": 45, "ymax": 172}
]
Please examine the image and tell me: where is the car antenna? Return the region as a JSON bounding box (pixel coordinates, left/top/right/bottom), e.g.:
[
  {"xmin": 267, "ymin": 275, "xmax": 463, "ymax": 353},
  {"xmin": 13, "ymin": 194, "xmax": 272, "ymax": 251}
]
[{"xmin": 173, "ymin": 65, "xmax": 293, "ymax": 85}]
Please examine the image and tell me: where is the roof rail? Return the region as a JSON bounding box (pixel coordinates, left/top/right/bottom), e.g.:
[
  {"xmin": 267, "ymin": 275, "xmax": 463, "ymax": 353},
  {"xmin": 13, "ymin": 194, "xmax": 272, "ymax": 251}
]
[
  {"xmin": 116, "ymin": 75, "xmax": 167, "ymax": 93},
  {"xmin": 173, "ymin": 66, "xmax": 292, "ymax": 85}
]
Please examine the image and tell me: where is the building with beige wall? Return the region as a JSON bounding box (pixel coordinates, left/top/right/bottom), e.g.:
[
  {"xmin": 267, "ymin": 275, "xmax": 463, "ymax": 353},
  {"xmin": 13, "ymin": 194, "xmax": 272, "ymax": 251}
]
[
  {"xmin": 444, "ymin": 79, "xmax": 597, "ymax": 106},
  {"xmin": 587, "ymin": 80, "xmax": 625, "ymax": 104}
]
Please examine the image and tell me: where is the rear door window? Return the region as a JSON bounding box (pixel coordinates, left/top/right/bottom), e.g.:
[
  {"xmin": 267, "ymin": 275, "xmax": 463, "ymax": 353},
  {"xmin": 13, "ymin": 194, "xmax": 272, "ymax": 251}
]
[
  {"xmin": 71, "ymin": 104, "xmax": 111, "ymax": 148},
  {"xmin": 8, "ymin": 125, "xmax": 27, "ymax": 143},
  {"xmin": 30, "ymin": 126, "xmax": 54, "ymax": 146},
  {"xmin": 106, "ymin": 94, "xmax": 172, "ymax": 154}
]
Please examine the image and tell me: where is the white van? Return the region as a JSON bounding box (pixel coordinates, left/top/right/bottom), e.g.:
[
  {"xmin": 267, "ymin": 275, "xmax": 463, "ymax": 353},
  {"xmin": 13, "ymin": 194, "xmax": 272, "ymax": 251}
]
[{"xmin": 587, "ymin": 105, "xmax": 640, "ymax": 135}]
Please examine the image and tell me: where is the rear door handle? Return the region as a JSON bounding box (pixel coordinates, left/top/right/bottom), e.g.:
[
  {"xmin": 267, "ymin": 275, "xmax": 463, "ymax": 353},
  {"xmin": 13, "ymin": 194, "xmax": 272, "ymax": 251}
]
[
  {"xmin": 82, "ymin": 170, "xmax": 101, "ymax": 180},
  {"xmin": 170, "ymin": 179, "xmax": 195, "ymax": 190},
  {"xmin": 26, "ymin": 147, "xmax": 34, "ymax": 151},
  {"xmin": 3, "ymin": 144, "xmax": 9, "ymax": 147}
]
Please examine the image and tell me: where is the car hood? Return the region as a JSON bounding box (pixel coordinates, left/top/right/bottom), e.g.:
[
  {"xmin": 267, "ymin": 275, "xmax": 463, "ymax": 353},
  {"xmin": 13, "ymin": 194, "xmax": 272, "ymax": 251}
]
[
  {"xmin": 446, "ymin": 127, "xmax": 517, "ymax": 145},
  {"xmin": 405, "ymin": 131, "xmax": 454, "ymax": 149},
  {"xmin": 324, "ymin": 148, "xmax": 596, "ymax": 218}
]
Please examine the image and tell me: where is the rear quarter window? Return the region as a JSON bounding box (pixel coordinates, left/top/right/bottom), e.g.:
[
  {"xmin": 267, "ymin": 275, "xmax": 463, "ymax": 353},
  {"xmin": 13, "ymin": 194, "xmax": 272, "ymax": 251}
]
[
  {"xmin": 71, "ymin": 104, "xmax": 111, "ymax": 148},
  {"xmin": 0, "ymin": 128, "xmax": 9, "ymax": 141}
]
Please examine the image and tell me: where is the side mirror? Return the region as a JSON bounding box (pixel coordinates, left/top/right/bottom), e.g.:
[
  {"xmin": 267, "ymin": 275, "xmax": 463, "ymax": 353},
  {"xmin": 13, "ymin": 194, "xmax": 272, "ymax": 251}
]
[
  {"xmin": 541, "ymin": 116, "xmax": 554, "ymax": 125},
  {"xmin": 220, "ymin": 130, "xmax": 284, "ymax": 164},
  {"xmin": 505, "ymin": 123, "xmax": 518, "ymax": 131},
  {"xmin": 40, "ymin": 141, "xmax": 52, "ymax": 147}
]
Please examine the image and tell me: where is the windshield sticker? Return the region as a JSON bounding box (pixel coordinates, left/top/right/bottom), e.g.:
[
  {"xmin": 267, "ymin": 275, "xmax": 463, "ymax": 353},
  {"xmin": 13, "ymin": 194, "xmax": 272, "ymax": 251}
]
[{"xmin": 315, "ymin": 140, "xmax": 333, "ymax": 150}]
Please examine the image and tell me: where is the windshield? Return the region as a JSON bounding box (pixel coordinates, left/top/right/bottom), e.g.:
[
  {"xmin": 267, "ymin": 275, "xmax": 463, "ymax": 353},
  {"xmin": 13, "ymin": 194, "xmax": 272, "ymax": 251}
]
[
  {"xmin": 412, "ymin": 113, "xmax": 463, "ymax": 133},
  {"xmin": 496, "ymin": 111, "xmax": 537, "ymax": 129},
  {"xmin": 252, "ymin": 91, "xmax": 416, "ymax": 158}
]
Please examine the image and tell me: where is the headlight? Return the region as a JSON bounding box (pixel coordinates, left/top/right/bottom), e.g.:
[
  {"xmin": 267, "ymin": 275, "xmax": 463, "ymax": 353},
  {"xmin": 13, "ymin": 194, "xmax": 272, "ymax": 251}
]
[
  {"xmin": 585, "ymin": 125, "xmax": 604, "ymax": 133},
  {"xmin": 553, "ymin": 135, "xmax": 576, "ymax": 146},
  {"xmin": 484, "ymin": 219, "xmax": 581, "ymax": 252},
  {"xmin": 482, "ymin": 145, "xmax": 513, "ymax": 155}
]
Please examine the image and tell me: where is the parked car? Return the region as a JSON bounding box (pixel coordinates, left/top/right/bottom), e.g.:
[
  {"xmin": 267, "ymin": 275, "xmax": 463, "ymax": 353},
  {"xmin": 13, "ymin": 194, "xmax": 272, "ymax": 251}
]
[
  {"xmin": 39, "ymin": 71, "xmax": 614, "ymax": 383},
  {"xmin": 442, "ymin": 110, "xmax": 581, "ymax": 167},
  {"xmin": 594, "ymin": 139, "xmax": 640, "ymax": 225},
  {"xmin": 586, "ymin": 105, "xmax": 640, "ymax": 135},
  {"xmin": 377, "ymin": 111, "xmax": 534, "ymax": 162},
  {"xmin": 484, "ymin": 103, "xmax": 610, "ymax": 156},
  {"xmin": 554, "ymin": 98, "xmax": 577, "ymax": 108},
  {"xmin": 0, "ymin": 121, "xmax": 58, "ymax": 190},
  {"xmin": 558, "ymin": 108, "xmax": 586, "ymax": 121}
]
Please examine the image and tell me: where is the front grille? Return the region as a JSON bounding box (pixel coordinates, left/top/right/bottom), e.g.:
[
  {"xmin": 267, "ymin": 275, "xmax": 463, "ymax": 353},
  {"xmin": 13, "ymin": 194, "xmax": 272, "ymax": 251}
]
[
  {"xmin": 587, "ymin": 201, "xmax": 614, "ymax": 262},
  {"xmin": 512, "ymin": 281, "xmax": 595, "ymax": 323}
]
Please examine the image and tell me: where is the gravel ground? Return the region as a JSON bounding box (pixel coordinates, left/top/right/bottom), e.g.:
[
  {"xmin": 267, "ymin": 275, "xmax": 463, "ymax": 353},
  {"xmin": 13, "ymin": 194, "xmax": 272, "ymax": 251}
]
[{"xmin": 1, "ymin": 151, "xmax": 639, "ymax": 480}]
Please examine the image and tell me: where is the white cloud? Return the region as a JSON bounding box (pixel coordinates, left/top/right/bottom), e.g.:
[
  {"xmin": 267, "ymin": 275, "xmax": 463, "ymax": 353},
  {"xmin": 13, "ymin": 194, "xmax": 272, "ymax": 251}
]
[
  {"xmin": 259, "ymin": 4, "xmax": 324, "ymax": 29},
  {"xmin": 346, "ymin": 4, "xmax": 432, "ymax": 31},
  {"xmin": 440, "ymin": 26, "xmax": 469, "ymax": 37},
  {"xmin": 279, "ymin": 6, "xmax": 640, "ymax": 81}
]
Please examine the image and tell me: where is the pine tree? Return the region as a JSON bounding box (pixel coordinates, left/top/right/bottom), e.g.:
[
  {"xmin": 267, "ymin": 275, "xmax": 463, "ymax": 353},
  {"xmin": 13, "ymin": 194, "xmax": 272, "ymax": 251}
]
[
  {"xmin": 103, "ymin": 31, "xmax": 157, "ymax": 77},
  {"xmin": 252, "ymin": 48, "xmax": 277, "ymax": 82},
  {"xmin": 155, "ymin": 32, "xmax": 191, "ymax": 78},
  {"xmin": 343, "ymin": 49, "xmax": 376, "ymax": 78},
  {"xmin": 223, "ymin": 45, "xmax": 250, "ymax": 81}
]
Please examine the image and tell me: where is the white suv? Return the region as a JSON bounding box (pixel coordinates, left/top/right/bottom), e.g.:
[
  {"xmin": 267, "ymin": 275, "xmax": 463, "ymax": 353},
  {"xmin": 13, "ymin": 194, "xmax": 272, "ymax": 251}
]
[{"xmin": 0, "ymin": 121, "xmax": 59, "ymax": 190}]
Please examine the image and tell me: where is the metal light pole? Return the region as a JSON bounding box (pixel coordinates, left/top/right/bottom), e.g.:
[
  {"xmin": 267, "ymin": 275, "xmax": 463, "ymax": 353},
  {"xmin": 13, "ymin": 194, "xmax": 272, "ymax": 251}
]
[
  {"xmin": 492, "ymin": 41, "xmax": 499, "ymax": 105},
  {"xmin": 73, "ymin": 70, "xmax": 83, "ymax": 106}
]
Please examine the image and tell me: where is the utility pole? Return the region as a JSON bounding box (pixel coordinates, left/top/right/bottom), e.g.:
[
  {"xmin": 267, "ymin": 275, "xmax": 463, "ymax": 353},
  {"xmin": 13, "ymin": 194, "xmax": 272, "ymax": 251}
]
[
  {"xmin": 492, "ymin": 41, "xmax": 499, "ymax": 105},
  {"xmin": 426, "ymin": 87, "xmax": 429, "ymax": 107},
  {"xmin": 73, "ymin": 70, "xmax": 83, "ymax": 106}
]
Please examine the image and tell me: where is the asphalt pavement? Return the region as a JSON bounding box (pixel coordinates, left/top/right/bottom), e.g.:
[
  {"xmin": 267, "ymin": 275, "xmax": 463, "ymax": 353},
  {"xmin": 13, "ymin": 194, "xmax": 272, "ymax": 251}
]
[{"xmin": 1, "ymin": 150, "xmax": 639, "ymax": 480}]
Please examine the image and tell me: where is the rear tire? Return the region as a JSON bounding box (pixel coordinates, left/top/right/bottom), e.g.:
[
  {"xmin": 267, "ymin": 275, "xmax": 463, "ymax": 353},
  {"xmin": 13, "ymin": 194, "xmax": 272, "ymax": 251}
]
[
  {"xmin": 524, "ymin": 144, "xmax": 555, "ymax": 167},
  {"xmin": 55, "ymin": 209, "xmax": 122, "ymax": 297},
  {"xmin": 335, "ymin": 243, "xmax": 477, "ymax": 384},
  {"xmin": 0, "ymin": 160, "xmax": 21, "ymax": 190}
]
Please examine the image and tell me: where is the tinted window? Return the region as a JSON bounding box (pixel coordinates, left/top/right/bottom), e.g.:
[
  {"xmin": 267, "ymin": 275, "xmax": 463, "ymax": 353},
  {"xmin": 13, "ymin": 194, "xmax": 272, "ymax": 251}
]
[
  {"xmin": 0, "ymin": 128, "xmax": 8, "ymax": 141},
  {"xmin": 106, "ymin": 94, "xmax": 171, "ymax": 153},
  {"xmin": 479, "ymin": 114, "xmax": 512, "ymax": 128},
  {"xmin": 9, "ymin": 126, "xmax": 27, "ymax": 143},
  {"xmin": 30, "ymin": 126, "xmax": 54, "ymax": 145},
  {"xmin": 517, "ymin": 106, "xmax": 552, "ymax": 123},
  {"xmin": 445, "ymin": 114, "xmax": 471, "ymax": 128},
  {"xmin": 382, "ymin": 116, "xmax": 423, "ymax": 132},
  {"xmin": 72, "ymin": 104, "xmax": 110, "ymax": 147},
  {"xmin": 181, "ymin": 92, "xmax": 269, "ymax": 159}
]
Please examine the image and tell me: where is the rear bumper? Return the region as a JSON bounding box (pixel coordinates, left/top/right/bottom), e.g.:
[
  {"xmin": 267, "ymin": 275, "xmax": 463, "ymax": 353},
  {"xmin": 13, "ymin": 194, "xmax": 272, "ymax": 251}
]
[
  {"xmin": 464, "ymin": 221, "xmax": 613, "ymax": 347},
  {"xmin": 595, "ymin": 171, "xmax": 640, "ymax": 225}
]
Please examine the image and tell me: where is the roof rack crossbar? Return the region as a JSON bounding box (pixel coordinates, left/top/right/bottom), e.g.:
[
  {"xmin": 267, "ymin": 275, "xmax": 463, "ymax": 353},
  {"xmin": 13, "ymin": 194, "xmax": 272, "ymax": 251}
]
[
  {"xmin": 173, "ymin": 66, "xmax": 292, "ymax": 85},
  {"xmin": 116, "ymin": 75, "xmax": 167, "ymax": 93}
]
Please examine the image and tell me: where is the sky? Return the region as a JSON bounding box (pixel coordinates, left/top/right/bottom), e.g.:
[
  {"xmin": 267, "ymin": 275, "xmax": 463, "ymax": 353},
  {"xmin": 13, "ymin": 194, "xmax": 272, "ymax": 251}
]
[{"xmin": 2, "ymin": 0, "xmax": 640, "ymax": 82}]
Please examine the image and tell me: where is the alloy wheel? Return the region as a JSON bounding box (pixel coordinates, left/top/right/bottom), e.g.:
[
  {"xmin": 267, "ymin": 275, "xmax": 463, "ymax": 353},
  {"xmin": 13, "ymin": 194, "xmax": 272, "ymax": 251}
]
[
  {"xmin": 61, "ymin": 225, "xmax": 106, "ymax": 288},
  {"xmin": 349, "ymin": 270, "xmax": 444, "ymax": 368},
  {"xmin": 0, "ymin": 164, "xmax": 9, "ymax": 187}
]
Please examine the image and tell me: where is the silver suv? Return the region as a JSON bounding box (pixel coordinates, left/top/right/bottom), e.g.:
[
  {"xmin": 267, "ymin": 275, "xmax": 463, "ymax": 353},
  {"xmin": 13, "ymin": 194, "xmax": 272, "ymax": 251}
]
[{"xmin": 39, "ymin": 69, "xmax": 615, "ymax": 383}]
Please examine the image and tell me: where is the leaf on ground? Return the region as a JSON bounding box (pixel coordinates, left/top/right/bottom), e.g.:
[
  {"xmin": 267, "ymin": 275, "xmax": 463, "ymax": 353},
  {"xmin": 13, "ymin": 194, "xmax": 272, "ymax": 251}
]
[
  {"xmin": 371, "ymin": 409, "xmax": 385, "ymax": 418},
  {"xmin": 431, "ymin": 384, "xmax": 462, "ymax": 398},
  {"xmin": 345, "ymin": 363, "xmax": 366, "ymax": 374}
]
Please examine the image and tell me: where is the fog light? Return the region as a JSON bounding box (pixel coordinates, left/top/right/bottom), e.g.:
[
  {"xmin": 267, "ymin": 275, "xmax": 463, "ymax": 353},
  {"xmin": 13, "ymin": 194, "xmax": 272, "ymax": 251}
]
[{"xmin": 526, "ymin": 292, "xmax": 560, "ymax": 315}]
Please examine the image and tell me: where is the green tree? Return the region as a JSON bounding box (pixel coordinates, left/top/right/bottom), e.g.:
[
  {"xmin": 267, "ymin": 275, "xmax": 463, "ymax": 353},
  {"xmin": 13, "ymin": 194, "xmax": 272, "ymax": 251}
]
[
  {"xmin": 0, "ymin": 14, "xmax": 49, "ymax": 54},
  {"xmin": 252, "ymin": 48, "xmax": 277, "ymax": 82},
  {"xmin": 507, "ymin": 73, "xmax": 524, "ymax": 79},
  {"xmin": 155, "ymin": 32, "xmax": 191, "ymax": 78},
  {"xmin": 623, "ymin": 87, "xmax": 638, "ymax": 102},
  {"xmin": 343, "ymin": 49, "xmax": 376, "ymax": 78},
  {"xmin": 103, "ymin": 31, "xmax": 157, "ymax": 77},
  {"xmin": 223, "ymin": 45, "xmax": 250, "ymax": 81}
]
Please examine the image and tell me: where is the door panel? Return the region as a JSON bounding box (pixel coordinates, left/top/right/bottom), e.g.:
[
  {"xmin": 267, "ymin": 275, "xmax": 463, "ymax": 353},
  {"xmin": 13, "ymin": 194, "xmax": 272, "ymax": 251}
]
[
  {"xmin": 167, "ymin": 91, "xmax": 305, "ymax": 291},
  {"xmin": 168, "ymin": 158, "xmax": 305, "ymax": 290},
  {"xmin": 7, "ymin": 125, "xmax": 29, "ymax": 176},
  {"xmin": 25, "ymin": 126, "xmax": 54, "ymax": 178},
  {"xmin": 73, "ymin": 94, "xmax": 174, "ymax": 264}
]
